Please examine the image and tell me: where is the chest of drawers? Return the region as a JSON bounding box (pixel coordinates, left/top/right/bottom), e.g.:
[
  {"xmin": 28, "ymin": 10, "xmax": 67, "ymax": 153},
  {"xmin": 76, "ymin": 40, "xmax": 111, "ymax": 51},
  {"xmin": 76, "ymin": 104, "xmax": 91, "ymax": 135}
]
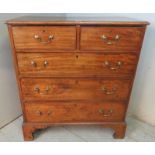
[{"xmin": 7, "ymin": 16, "xmax": 149, "ymax": 141}]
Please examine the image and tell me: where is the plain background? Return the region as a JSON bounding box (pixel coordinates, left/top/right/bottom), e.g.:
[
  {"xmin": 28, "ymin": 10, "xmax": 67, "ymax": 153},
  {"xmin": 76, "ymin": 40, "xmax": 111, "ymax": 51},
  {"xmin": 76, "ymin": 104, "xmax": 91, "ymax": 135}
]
[
  {"xmin": 0, "ymin": 0, "xmax": 154, "ymax": 152},
  {"xmin": 0, "ymin": 13, "xmax": 155, "ymax": 128}
]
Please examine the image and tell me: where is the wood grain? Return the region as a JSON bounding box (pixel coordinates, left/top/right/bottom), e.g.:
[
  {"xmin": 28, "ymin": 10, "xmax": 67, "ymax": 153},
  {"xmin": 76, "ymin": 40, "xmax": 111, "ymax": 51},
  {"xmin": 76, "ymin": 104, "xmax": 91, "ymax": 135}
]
[
  {"xmin": 6, "ymin": 16, "xmax": 150, "ymax": 26},
  {"xmin": 17, "ymin": 53, "xmax": 138, "ymax": 77},
  {"xmin": 80, "ymin": 26, "xmax": 145, "ymax": 52},
  {"xmin": 12, "ymin": 26, "xmax": 76, "ymax": 50},
  {"xmin": 24, "ymin": 102, "xmax": 126, "ymax": 123},
  {"xmin": 20, "ymin": 78, "xmax": 132, "ymax": 101}
]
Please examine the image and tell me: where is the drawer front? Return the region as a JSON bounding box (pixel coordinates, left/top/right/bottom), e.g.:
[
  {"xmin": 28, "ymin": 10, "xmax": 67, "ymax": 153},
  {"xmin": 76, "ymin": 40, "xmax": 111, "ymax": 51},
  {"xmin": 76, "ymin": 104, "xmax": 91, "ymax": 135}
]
[
  {"xmin": 21, "ymin": 78, "xmax": 131, "ymax": 101},
  {"xmin": 24, "ymin": 102, "xmax": 126, "ymax": 123},
  {"xmin": 80, "ymin": 27, "xmax": 145, "ymax": 51},
  {"xmin": 12, "ymin": 26, "xmax": 76, "ymax": 50},
  {"xmin": 17, "ymin": 53, "xmax": 137, "ymax": 77}
]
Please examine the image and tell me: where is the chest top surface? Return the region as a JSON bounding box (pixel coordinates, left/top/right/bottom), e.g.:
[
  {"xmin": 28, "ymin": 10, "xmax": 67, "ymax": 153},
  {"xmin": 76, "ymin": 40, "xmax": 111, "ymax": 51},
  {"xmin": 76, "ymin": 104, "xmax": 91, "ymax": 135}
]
[{"xmin": 6, "ymin": 16, "xmax": 149, "ymax": 26}]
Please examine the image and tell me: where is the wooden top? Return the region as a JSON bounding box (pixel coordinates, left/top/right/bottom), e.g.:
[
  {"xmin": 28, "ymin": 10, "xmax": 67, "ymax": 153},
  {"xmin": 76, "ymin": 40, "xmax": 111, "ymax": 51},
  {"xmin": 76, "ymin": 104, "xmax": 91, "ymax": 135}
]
[{"xmin": 6, "ymin": 16, "xmax": 150, "ymax": 26}]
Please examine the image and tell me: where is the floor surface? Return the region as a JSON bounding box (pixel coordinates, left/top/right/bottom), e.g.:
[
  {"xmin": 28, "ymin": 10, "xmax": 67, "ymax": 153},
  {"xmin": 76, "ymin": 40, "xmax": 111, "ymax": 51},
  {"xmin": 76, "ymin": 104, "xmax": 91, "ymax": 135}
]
[{"xmin": 0, "ymin": 116, "xmax": 155, "ymax": 142}]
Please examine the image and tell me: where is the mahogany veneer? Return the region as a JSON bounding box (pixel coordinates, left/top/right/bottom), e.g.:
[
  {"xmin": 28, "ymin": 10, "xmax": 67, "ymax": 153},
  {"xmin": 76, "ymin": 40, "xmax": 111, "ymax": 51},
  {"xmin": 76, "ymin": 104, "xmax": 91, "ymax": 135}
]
[{"xmin": 6, "ymin": 16, "xmax": 149, "ymax": 141}]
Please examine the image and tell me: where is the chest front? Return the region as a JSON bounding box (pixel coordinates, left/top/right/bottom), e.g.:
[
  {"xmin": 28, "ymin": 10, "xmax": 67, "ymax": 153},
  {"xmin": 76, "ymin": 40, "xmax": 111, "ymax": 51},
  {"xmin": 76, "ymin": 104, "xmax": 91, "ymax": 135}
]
[{"xmin": 7, "ymin": 17, "xmax": 149, "ymax": 141}]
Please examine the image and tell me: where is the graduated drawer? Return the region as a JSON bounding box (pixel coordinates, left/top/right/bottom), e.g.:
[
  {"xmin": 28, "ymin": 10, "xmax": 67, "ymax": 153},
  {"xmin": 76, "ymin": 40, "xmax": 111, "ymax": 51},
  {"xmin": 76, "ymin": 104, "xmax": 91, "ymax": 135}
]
[
  {"xmin": 21, "ymin": 78, "xmax": 131, "ymax": 101},
  {"xmin": 12, "ymin": 26, "xmax": 76, "ymax": 50},
  {"xmin": 24, "ymin": 102, "xmax": 126, "ymax": 123},
  {"xmin": 17, "ymin": 53, "xmax": 137, "ymax": 77},
  {"xmin": 80, "ymin": 26, "xmax": 145, "ymax": 51}
]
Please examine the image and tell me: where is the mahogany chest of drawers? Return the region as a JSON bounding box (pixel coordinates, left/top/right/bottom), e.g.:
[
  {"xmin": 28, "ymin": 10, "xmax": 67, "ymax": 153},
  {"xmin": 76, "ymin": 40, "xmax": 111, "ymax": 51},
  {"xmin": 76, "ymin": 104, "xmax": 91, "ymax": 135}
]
[{"xmin": 7, "ymin": 16, "xmax": 149, "ymax": 141}]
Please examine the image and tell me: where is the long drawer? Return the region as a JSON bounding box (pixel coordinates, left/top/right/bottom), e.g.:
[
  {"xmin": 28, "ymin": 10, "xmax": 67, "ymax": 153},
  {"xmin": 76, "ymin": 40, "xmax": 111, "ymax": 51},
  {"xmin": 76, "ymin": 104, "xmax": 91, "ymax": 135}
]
[
  {"xmin": 24, "ymin": 102, "xmax": 126, "ymax": 123},
  {"xmin": 21, "ymin": 78, "xmax": 131, "ymax": 101},
  {"xmin": 80, "ymin": 26, "xmax": 145, "ymax": 52},
  {"xmin": 12, "ymin": 26, "xmax": 76, "ymax": 50},
  {"xmin": 17, "ymin": 53, "xmax": 137, "ymax": 77}
]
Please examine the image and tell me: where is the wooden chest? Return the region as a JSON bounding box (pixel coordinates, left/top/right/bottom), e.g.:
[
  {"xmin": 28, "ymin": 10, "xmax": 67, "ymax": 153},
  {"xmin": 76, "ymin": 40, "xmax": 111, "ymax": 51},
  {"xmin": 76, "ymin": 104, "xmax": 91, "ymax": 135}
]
[{"xmin": 6, "ymin": 16, "xmax": 149, "ymax": 141}]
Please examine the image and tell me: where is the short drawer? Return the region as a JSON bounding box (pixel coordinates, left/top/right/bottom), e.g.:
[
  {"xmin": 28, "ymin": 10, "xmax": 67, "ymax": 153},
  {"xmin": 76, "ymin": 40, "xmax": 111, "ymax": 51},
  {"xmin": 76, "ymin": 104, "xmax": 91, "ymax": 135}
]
[
  {"xmin": 12, "ymin": 26, "xmax": 76, "ymax": 50},
  {"xmin": 21, "ymin": 78, "xmax": 131, "ymax": 101},
  {"xmin": 80, "ymin": 26, "xmax": 145, "ymax": 51},
  {"xmin": 24, "ymin": 102, "xmax": 126, "ymax": 123},
  {"xmin": 17, "ymin": 53, "xmax": 137, "ymax": 77}
]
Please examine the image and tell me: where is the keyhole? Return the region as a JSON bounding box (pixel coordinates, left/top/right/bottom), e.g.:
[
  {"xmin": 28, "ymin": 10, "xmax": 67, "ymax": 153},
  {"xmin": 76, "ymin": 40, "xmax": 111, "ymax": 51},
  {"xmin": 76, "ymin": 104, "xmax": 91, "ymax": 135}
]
[
  {"xmin": 75, "ymin": 80, "xmax": 79, "ymax": 84},
  {"xmin": 76, "ymin": 55, "xmax": 79, "ymax": 59}
]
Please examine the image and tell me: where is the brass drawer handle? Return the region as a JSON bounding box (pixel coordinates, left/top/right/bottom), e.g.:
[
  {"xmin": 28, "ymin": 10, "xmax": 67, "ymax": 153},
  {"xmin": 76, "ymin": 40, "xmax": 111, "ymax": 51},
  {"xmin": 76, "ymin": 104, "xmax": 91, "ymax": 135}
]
[
  {"xmin": 31, "ymin": 60, "xmax": 37, "ymax": 67},
  {"xmin": 35, "ymin": 110, "xmax": 52, "ymax": 116},
  {"xmin": 45, "ymin": 86, "xmax": 50, "ymax": 93},
  {"xmin": 104, "ymin": 61, "xmax": 123, "ymax": 70},
  {"xmin": 44, "ymin": 60, "xmax": 48, "ymax": 67},
  {"xmin": 34, "ymin": 34, "xmax": 54, "ymax": 44},
  {"xmin": 34, "ymin": 86, "xmax": 40, "ymax": 93},
  {"xmin": 34, "ymin": 86, "xmax": 50, "ymax": 94},
  {"xmin": 31, "ymin": 60, "xmax": 49, "ymax": 68},
  {"xmin": 36, "ymin": 110, "xmax": 42, "ymax": 116},
  {"xmin": 98, "ymin": 109, "xmax": 113, "ymax": 117},
  {"xmin": 101, "ymin": 34, "xmax": 120, "ymax": 45},
  {"xmin": 101, "ymin": 86, "xmax": 116, "ymax": 95},
  {"xmin": 47, "ymin": 110, "xmax": 52, "ymax": 116}
]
